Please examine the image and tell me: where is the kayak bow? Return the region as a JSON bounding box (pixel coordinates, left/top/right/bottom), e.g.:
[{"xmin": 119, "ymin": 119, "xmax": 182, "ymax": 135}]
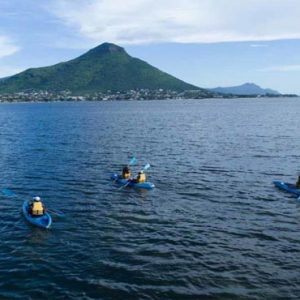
[{"xmin": 273, "ymin": 181, "xmax": 300, "ymax": 197}]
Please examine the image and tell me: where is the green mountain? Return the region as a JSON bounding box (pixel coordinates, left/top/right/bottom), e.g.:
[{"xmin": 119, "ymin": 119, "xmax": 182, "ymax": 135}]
[
  {"xmin": 209, "ymin": 83, "xmax": 280, "ymax": 95},
  {"xmin": 0, "ymin": 43, "xmax": 201, "ymax": 94}
]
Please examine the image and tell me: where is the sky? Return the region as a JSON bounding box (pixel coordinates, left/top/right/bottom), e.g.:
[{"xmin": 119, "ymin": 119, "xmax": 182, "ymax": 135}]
[{"xmin": 0, "ymin": 0, "xmax": 300, "ymax": 94}]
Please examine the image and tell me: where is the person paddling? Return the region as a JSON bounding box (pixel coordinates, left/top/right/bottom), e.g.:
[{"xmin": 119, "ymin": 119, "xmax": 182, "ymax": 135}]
[
  {"xmin": 29, "ymin": 196, "xmax": 45, "ymax": 217},
  {"xmin": 132, "ymin": 170, "xmax": 146, "ymax": 183},
  {"xmin": 122, "ymin": 165, "xmax": 131, "ymax": 179}
]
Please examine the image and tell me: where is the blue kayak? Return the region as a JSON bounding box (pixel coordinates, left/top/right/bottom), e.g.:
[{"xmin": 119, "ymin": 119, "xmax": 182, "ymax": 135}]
[
  {"xmin": 273, "ymin": 181, "xmax": 300, "ymax": 197},
  {"xmin": 22, "ymin": 200, "xmax": 52, "ymax": 229},
  {"xmin": 111, "ymin": 174, "xmax": 155, "ymax": 190}
]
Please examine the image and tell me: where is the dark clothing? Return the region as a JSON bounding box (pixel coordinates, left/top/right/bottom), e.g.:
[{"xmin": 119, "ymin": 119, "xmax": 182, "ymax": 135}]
[
  {"xmin": 123, "ymin": 166, "xmax": 130, "ymax": 174},
  {"xmin": 296, "ymin": 177, "xmax": 300, "ymax": 188},
  {"xmin": 122, "ymin": 166, "xmax": 131, "ymax": 179}
]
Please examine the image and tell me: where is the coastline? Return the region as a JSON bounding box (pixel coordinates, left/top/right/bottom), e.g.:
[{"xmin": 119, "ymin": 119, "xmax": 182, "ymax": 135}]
[{"xmin": 0, "ymin": 95, "xmax": 299, "ymax": 104}]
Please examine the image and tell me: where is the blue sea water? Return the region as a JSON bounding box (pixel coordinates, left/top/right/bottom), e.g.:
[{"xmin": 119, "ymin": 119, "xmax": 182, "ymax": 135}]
[{"xmin": 0, "ymin": 98, "xmax": 300, "ymax": 299}]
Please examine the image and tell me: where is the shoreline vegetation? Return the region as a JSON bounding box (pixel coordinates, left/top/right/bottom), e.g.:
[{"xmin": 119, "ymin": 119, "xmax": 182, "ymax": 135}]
[{"xmin": 0, "ymin": 89, "xmax": 298, "ymax": 103}]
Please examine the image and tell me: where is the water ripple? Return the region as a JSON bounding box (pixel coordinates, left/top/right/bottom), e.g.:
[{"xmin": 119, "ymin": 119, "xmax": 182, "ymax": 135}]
[{"xmin": 1, "ymin": 99, "xmax": 300, "ymax": 299}]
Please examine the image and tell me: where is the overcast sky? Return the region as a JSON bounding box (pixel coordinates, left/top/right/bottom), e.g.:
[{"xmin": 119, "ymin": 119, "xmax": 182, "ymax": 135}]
[{"xmin": 0, "ymin": 0, "xmax": 300, "ymax": 93}]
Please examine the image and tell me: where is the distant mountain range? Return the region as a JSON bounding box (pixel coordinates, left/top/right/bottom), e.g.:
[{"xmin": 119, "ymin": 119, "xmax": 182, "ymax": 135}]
[
  {"xmin": 209, "ymin": 83, "xmax": 280, "ymax": 95},
  {"xmin": 0, "ymin": 43, "xmax": 203, "ymax": 94}
]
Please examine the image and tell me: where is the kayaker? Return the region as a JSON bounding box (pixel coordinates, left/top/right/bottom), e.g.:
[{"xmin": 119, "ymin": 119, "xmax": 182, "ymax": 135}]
[
  {"xmin": 296, "ymin": 176, "xmax": 300, "ymax": 188},
  {"xmin": 122, "ymin": 165, "xmax": 131, "ymax": 179},
  {"xmin": 132, "ymin": 171, "xmax": 146, "ymax": 183},
  {"xmin": 29, "ymin": 196, "xmax": 45, "ymax": 217}
]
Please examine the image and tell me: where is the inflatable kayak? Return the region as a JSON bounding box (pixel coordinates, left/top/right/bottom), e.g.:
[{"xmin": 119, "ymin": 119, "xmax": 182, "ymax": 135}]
[
  {"xmin": 111, "ymin": 174, "xmax": 155, "ymax": 190},
  {"xmin": 22, "ymin": 200, "xmax": 52, "ymax": 229},
  {"xmin": 273, "ymin": 181, "xmax": 300, "ymax": 197}
]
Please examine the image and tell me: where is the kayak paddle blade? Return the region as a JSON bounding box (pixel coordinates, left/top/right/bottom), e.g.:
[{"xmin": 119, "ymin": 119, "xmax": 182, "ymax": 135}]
[
  {"xmin": 142, "ymin": 163, "xmax": 150, "ymax": 171},
  {"xmin": 1, "ymin": 188, "xmax": 16, "ymax": 197},
  {"xmin": 129, "ymin": 157, "xmax": 137, "ymax": 166}
]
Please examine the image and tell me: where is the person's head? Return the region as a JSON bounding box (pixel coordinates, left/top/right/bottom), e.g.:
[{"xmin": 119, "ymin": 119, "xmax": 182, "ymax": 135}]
[
  {"xmin": 139, "ymin": 171, "xmax": 144, "ymax": 174},
  {"xmin": 33, "ymin": 196, "xmax": 41, "ymax": 202}
]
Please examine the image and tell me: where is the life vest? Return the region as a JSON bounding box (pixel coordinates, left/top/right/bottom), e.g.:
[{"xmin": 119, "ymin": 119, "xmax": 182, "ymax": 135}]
[
  {"xmin": 31, "ymin": 201, "xmax": 44, "ymax": 216},
  {"xmin": 137, "ymin": 173, "xmax": 146, "ymax": 183},
  {"xmin": 122, "ymin": 171, "xmax": 131, "ymax": 179}
]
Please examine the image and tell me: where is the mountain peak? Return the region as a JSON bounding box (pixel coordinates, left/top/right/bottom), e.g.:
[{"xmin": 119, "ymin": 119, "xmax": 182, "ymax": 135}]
[
  {"xmin": 0, "ymin": 42, "xmax": 198, "ymax": 94},
  {"xmin": 86, "ymin": 42, "xmax": 126, "ymax": 56},
  {"xmin": 242, "ymin": 82, "xmax": 259, "ymax": 87}
]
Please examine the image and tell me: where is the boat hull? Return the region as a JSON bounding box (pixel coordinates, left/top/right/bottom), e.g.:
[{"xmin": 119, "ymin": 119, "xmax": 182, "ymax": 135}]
[
  {"xmin": 273, "ymin": 181, "xmax": 300, "ymax": 197},
  {"xmin": 111, "ymin": 174, "xmax": 155, "ymax": 190},
  {"xmin": 22, "ymin": 200, "xmax": 52, "ymax": 229}
]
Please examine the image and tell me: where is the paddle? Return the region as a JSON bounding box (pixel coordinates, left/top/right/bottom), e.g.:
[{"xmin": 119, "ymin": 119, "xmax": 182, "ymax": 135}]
[
  {"xmin": 142, "ymin": 163, "xmax": 150, "ymax": 172},
  {"xmin": 1, "ymin": 188, "xmax": 16, "ymax": 197},
  {"xmin": 118, "ymin": 163, "xmax": 150, "ymax": 190},
  {"xmin": 128, "ymin": 157, "xmax": 137, "ymax": 166},
  {"xmin": 46, "ymin": 208, "xmax": 65, "ymax": 218}
]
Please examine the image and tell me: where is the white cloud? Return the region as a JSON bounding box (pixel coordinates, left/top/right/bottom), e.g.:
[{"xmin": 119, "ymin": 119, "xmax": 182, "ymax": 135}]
[
  {"xmin": 250, "ymin": 44, "xmax": 269, "ymax": 48},
  {"xmin": 0, "ymin": 35, "xmax": 19, "ymax": 57},
  {"xmin": 259, "ymin": 64, "xmax": 300, "ymax": 72},
  {"xmin": 48, "ymin": 0, "xmax": 300, "ymax": 44}
]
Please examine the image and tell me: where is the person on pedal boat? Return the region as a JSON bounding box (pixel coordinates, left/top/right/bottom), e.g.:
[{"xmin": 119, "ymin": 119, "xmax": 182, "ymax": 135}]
[
  {"xmin": 29, "ymin": 196, "xmax": 45, "ymax": 216},
  {"xmin": 122, "ymin": 165, "xmax": 131, "ymax": 179}
]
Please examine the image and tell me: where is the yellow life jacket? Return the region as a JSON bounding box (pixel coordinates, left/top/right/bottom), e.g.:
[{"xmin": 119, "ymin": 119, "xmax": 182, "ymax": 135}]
[
  {"xmin": 123, "ymin": 172, "xmax": 131, "ymax": 179},
  {"xmin": 32, "ymin": 201, "xmax": 44, "ymax": 216},
  {"xmin": 138, "ymin": 173, "xmax": 146, "ymax": 183}
]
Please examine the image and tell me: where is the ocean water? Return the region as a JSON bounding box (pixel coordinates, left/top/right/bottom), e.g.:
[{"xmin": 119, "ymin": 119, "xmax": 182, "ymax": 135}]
[{"xmin": 0, "ymin": 98, "xmax": 300, "ymax": 300}]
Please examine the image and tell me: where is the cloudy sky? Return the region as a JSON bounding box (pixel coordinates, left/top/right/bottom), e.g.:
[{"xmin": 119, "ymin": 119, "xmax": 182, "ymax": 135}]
[{"xmin": 0, "ymin": 0, "xmax": 300, "ymax": 93}]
